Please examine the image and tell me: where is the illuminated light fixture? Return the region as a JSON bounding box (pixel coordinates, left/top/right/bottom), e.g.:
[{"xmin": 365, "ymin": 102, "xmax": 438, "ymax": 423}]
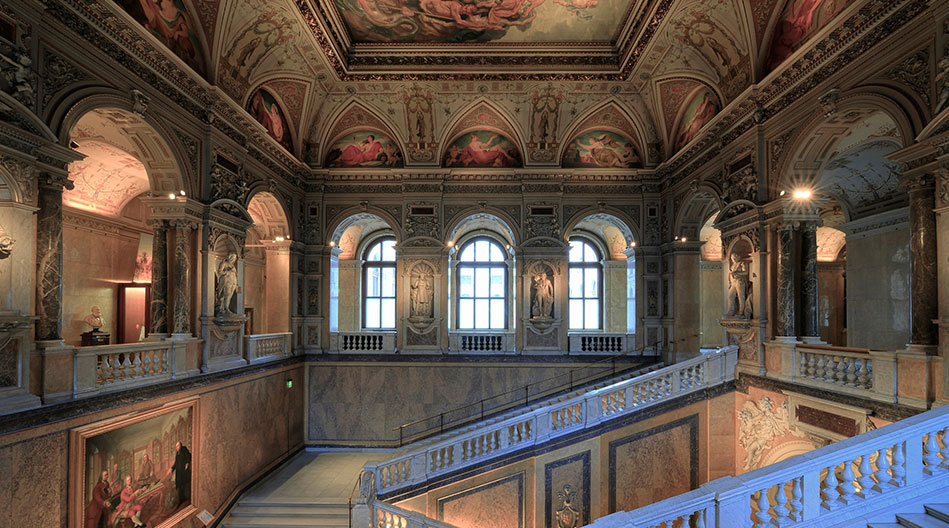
[
  {"xmin": 674, "ymin": 235, "xmax": 679, "ymax": 241},
  {"xmin": 285, "ymin": 235, "xmax": 290, "ymax": 240},
  {"xmin": 631, "ymin": 241, "xmax": 637, "ymax": 247},
  {"xmin": 179, "ymin": 190, "xmax": 186, "ymax": 196},
  {"xmin": 328, "ymin": 240, "xmax": 336, "ymax": 247},
  {"xmin": 505, "ymin": 244, "xmax": 511, "ymax": 250},
  {"xmin": 681, "ymin": 236, "xmax": 688, "ymax": 242},
  {"xmin": 792, "ymin": 189, "xmax": 812, "ymax": 200},
  {"xmin": 275, "ymin": 236, "xmax": 285, "ymax": 242},
  {"xmin": 70, "ymin": 140, "xmax": 80, "ymax": 149},
  {"xmin": 446, "ymin": 240, "xmax": 455, "ymax": 248},
  {"xmin": 168, "ymin": 193, "xmax": 176, "ymax": 199},
  {"xmin": 779, "ymin": 190, "xmax": 786, "ymax": 197}
]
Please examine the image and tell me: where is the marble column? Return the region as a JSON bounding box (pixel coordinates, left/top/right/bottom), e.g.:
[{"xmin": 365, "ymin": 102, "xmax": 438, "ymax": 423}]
[
  {"xmin": 35, "ymin": 174, "xmax": 71, "ymax": 341},
  {"xmin": 800, "ymin": 223, "xmax": 819, "ymax": 339},
  {"xmin": 172, "ymin": 223, "xmax": 193, "ymax": 336},
  {"xmin": 775, "ymin": 224, "xmax": 796, "ymax": 337},
  {"xmin": 149, "ymin": 220, "xmax": 169, "ymax": 336},
  {"xmin": 907, "ymin": 173, "xmax": 938, "ymax": 347}
]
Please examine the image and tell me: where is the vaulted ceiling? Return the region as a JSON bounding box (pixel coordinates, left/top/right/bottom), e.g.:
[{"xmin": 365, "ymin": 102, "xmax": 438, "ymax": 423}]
[{"xmin": 109, "ymin": 0, "xmax": 856, "ymax": 167}]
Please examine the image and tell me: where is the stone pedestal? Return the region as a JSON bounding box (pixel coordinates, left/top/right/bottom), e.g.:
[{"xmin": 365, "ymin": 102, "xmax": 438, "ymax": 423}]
[
  {"xmin": 36, "ymin": 339, "xmax": 74, "ymax": 403},
  {"xmin": 0, "ymin": 315, "xmax": 40, "ymax": 414},
  {"xmin": 202, "ymin": 315, "xmax": 248, "ymax": 372}
]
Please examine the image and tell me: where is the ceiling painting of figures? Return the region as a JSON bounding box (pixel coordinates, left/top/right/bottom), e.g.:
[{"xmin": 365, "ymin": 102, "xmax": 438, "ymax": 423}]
[
  {"xmin": 673, "ymin": 87, "xmax": 720, "ymax": 152},
  {"xmin": 115, "ymin": 0, "xmax": 206, "ymax": 75},
  {"xmin": 562, "ymin": 130, "xmax": 641, "ymax": 169},
  {"xmin": 331, "ymin": 0, "xmax": 630, "ymax": 43},
  {"xmin": 326, "ymin": 131, "xmax": 404, "ymax": 168},
  {"xmin": 444, "ymin": 131, "xmax": 522, "ymax": 168},
  {"xmin": 65, "ymin": 141, "xmax": 151, "ymax": 216},
  {"xmin": 248, "ymin": 88, "xmax": 294, "ymax": 152},
  {"xmin": 766, "ymin": 0, "xmax": 854, "ymax": 71}
]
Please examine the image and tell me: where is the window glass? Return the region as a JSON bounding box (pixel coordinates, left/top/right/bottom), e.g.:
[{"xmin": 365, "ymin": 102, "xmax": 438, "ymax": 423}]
[
  {"xmin": 363, "ymin": 238, "xmax": 396, "ymax": 329},
  {"xmin": 568, "ymin": 239, "xmax": 601, "ymax": 330},
  {"xmin": 456, "ymin": 238, "xmax": 507, "ymax": 330}
]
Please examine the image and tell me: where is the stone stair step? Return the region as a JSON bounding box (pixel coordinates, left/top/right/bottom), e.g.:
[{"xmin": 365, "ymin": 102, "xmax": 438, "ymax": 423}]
[
  {"xmin": 896, "ymin": 513, "xmax": 949, "ymax": 528},
  {"xmin": 868, "ymin": 524, "xmax": 908, "ymax": 528},
  {"xmin": 222, "ymin": 517, "xmax": 349, "ymax": 528},
  {"xmin": 926, "ymin": 505, "xmax": 949, "ymax": 523},
  {"xmin": 229, "ymin": 505, "xmax": 349, "ymax": 518},
  {"xmin": 237, "ymin": 499, "xmax": 349, "ymax": 508}
]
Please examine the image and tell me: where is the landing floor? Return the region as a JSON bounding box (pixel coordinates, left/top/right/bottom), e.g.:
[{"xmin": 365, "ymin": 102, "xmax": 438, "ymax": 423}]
[{"xmin": 243, "ymin": 450, "xmax": 392, "ymax": 502}]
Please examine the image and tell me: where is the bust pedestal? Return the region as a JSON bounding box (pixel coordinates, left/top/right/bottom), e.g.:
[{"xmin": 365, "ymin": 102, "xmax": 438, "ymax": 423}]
[{"xmin": 80, "ymin": 329, "xmax": 110, "ymax": 346}]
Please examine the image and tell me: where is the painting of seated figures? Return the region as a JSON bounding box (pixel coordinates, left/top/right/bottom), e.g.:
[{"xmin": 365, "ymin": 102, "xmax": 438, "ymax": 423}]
[{"xmin": 71, "ymin": 399, "xmax": 196, "ymax": 528}]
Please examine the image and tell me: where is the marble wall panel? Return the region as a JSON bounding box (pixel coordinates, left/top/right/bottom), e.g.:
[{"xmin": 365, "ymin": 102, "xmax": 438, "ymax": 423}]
[
  {"xmin": 817, "ymin": 264, "xmax": 846, "ymax": 346},
  {"xmin": 307, "ymin": 363, "xmax": 569, "ymax": 443},
  {"xmin": 699, "ymin": 264, "xmax": 723, "ymax": 348},
  {"xmin": 608, "ymin": 415, "xmax": 697, "ymax": 513},
  {"xmin": 846, "ymin": 228, "xmax": 910, "ymax": 350},
  {"xmin": 544, "ymin": 452, "xmax": 590, "ymax": 528},
  {"xmin": 1, "ymin": 431, "xmax": 69, "ymax": 526},
  {"xmin": 244, "ymin": 257, "xmax": 266, "ymax": 333},
  {"xmin": 0, "ymin": 205, "xmax": 35, "ymax": 313},
  {"xmin": 437, "ymin": 473, "xmax": 525, "ymax": 528}
]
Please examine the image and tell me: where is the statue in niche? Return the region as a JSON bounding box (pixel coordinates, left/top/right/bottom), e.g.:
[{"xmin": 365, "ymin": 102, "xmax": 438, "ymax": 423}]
[
  {"xmin": 531, "ymin": 272, "xmax": 554, "ymax": 318},
  {"xmin": 215, "ymin": 252, "xmax": 239, "ymax": 315},
  {"xmin": 726, "ymin": 252, "xmax": 752, "ymax": 318},
  {"xmin": 83, "ymin": 306, "xmax": 104, "ymax": 331},
  {"xmin": 0, "ymin": 223, "xmax": 12, "ymax": 259},
  {"xmin": 409, "ymin": 266, "xmax": 434, "ymax": 320}
]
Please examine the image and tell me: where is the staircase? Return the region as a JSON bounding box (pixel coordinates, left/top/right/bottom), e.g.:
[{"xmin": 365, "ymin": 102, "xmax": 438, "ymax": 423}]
[
  {"xmin": 222, "ymin": 499, "xmax": 350, "ymax": 528},
  {"xmin": 869, "ymin": 505, "xmax": 949, "ymax": 528}
]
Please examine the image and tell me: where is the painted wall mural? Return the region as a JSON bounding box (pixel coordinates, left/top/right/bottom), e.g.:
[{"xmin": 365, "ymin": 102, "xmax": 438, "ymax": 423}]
[
  {"xmin": 116, "ymin": 0, "xmax": 205, "ymax": 75},
  {"xmin": 326, "ymin": 131, "xmax": 404, "ymax": 168},
  {"xmin": 562, "ymin": 131, "xmax": 641, "ymax": 169},
  {"xmin": 248, "ymin": 89, "xmax": 293, "ymax": 152},
  {"xmin": 330, "ymin": 0, "xmax": 626, "ymax": 43},
  {"xmin": 674, "ymin": 88, "xmax": 720, "ymax": 152},
  {"xmin": 767, "ymin": 0, "xmax": 853, "ymax": 71},
  {"xmin": 444, "ymin": 131, "xmax": 522, "ymax": 168}
]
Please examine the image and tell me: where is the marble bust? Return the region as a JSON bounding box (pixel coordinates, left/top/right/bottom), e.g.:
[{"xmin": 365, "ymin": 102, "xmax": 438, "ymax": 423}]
[{"xmin": 83, "ymin": 306, "xmax": 103, "ymax": 331}]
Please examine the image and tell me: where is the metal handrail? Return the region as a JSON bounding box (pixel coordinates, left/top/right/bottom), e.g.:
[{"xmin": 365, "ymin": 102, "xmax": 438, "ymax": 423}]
[
  {"xmin": 348, "ymin": 469, "xmax": 370, "ymax": 528},
  {"xmin": 392, "ymin": 333, "xmax": 700, "ymax": 446}
]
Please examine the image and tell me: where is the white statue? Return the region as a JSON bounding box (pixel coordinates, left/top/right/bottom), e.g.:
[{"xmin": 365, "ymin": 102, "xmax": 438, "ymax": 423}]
[
  {"xmin": 410, "ymin": 270, "xmax": 434, "ymax": 319},
  {"xmin": 531, "ymin": 272, "xmax": 553, "ymax": 318},
  {"xmin": 215, "ymin": 253, "xmax": 239, "ymax": 315},
  {"xmin": 726, "ymin": 253, "xmax": 751, "ymax": 318}
]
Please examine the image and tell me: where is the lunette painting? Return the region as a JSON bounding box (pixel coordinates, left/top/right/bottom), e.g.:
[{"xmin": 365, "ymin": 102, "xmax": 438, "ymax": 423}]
[
  {"xmin": 674, "ymin": 88, "xmax": 720, "ymax": 152},
  {"xmin": 248, "ymin": 89, "xmax": 294, "ymax": 152},
  {"xmin": 443, "ymin": 131, "xmax": 522, "ymax": 168},
  {"xmin": 325, "ymin": 131, "xmax": 404, "ymax": 168},
  {"xmin": 562, "ymin": 130, "xmax": 641, "ymax": 169},
  {"xmin": 71, "ymin": 399, "xmax": 196, "ymax": 528}
]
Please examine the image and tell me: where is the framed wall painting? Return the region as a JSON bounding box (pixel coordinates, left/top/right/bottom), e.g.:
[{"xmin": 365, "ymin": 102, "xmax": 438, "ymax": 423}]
[{"xmin": 70, "ymin": 397, "xmax": 198, "ymax": 528}]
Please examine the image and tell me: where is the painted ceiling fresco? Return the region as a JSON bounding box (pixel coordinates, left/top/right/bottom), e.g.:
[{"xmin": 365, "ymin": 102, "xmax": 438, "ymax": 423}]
[
  {"xmin": 65, "ymin": 141, "xmax": 150, "ymax": 216},
  {"xmin": 563, "ymin": 130, "xmax": 641, "ymax": 169},
  {"xmin": 116, "ymin": 0, "xmax": 206, "ymax": 74},
  {"xmin": 816, "ymin": 226, "xmax": 846, "ymax": 262},
  {"xmin": 248, "ymin": 88, "xmax": 294, "ymax": 151},
  {"xmin": 766, "ymin": 0, "xmax": 854, "ymax": 71},
  {"xmin": 326, "ymin": 131, "xmax": 404, "ymax": 168},
  {"xmin": 331, "ymin": 0, "xmax": 630, "ymax": 43},
  {"xmin": 444, "ymin": 131, "xmax": 522, "ymax": 168},
  {"xmin": 673, "ymin": 87, "xmax": 720, "ymax": 152},
  {"xmin": 819, "ymin": 139, "xmax": 903, "ymax": 217}
]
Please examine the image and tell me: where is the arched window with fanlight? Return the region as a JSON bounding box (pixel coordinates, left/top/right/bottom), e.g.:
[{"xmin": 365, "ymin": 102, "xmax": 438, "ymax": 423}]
[
  {"xmin": 568, "ymin": 238, "xmax": 602, "ymax": 330},
  {"xmin": 363, "ymin": 237, "xmax": 396, "ymax": 329},
  {"xmin": 456, "ymin": 238, "xmax": 507, "ymax": 330}
]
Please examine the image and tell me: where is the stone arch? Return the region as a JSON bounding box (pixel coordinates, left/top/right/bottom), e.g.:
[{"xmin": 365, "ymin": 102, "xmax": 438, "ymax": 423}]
[
  {"xmin": 57, "ymin": 94, "xmax": 195, "ymax": 197},
  {"xmin": 446, "ymin": 209, "xmax": 519, "ymax": 247},
  {"xmin": 246, "ymin": 191, "xmax": 291, "ymax": 241},
  {"xmin": 438, "ymin": 100, "xmax": 525, "ymax": 166},
  {"xmin": 674, "ymin": 188, "xmax": 724, "ymax": 242},
  {"xmin": 558, "ymin": 100, "xmax": 653, "ymax": 167},
  {"xmin": 327, "ymin": 207, "xmax": 402, "ymax": 249},
  {"xmin": 563, "ymin": 210, "xmax": 639, "ymax": 259},
  {"xmin": 319, "ymin": 100, "xmax": 406, "ymax": 168}
]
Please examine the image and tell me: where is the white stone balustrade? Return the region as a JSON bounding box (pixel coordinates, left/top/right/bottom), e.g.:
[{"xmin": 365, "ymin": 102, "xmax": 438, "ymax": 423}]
[
  {"xmin": 569, "ymin": 333, "xmax": 638, "ymax": 355},
  {"xmin": 365, "ymin": 346, "xmax": 738, "ymax": 496},
  {"xmin": 765, "ymin": 343, "xmax": 899, "ymax": 404},
  {"xmin": 797, "ymin": 346, "xmax": 873, "ymax": 390},
  {"xmin": 448, "ymin": 332, "xmax": 514, "ymax": 353},
  {"xmin": 373, "ymin": 499, "xmax": 456, "ymax": 528},
  {"xmin": 589, "ymin": 403, "xmax": 949, "ymax": 528},
  {"xmin": 244, "ymin": 332, "xmax": 292, "ymax": 363},
  {"xmin": 74, "ymin": 342, "xmax": 172, "ymax": 397},
  {"xmin": 330, "ymin": 331, "xmax": 397, "ymax": 353}
]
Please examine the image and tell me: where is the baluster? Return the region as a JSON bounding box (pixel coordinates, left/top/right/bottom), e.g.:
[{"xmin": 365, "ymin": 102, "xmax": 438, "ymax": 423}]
[
  {"xmin": 789, "ymin": 477, "xmax": 803, "ymax": 521},
  {"xmin": 924, "ymin": 432, "xmax": 941, "ymax": 473},
  {"xmin": 805, "ymin": 353, "xmax": 816, "ymax": 378},
  {"xmin": 754, "ymin": 487, "xmax": 771, "ymax": 527},
  {"xmin": 891, "ymin": 442, "xmax": 906, "ymax": 486},
  {"xmin": 815, "ymin": 354, "xmax": 827, "ymax": 381},
  {"xmin": 838, "ymin": 459, "xmax": 856, "ymax": 503},
  {"xmin": 941, "ymin": 427, "xmax": 949, "ymax": 469},
  {"xmin": 846, "ymin": 358, "xmax": 857, "ymax": 387},
  {"xmin": 822, "ymin": 465, "xmax": 840, "ymax": 510},
  {"xmin": 857, "ymin": 453, "xmax": 874, "ymax": 495},
  {"xmin": 694, "ymin": 509, "xmax": 706, "ymax": 528},
  {"xmin": 857, "ymin": 360, "xmax": 870, "ymax": 388},
  {"xmin": 772, "ymin": 481, "xmax": 790, "ymax": 525},
  {"xmin": 433, "ymin": 450, "xmax": 441, "ymax": 470},
  {"xmin": 873, "ymin": 446, "xmax": 891, "ymax": 492}
]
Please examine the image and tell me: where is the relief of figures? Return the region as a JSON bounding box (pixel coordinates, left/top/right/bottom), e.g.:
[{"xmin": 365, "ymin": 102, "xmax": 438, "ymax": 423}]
[
  {"xmin": 444, "ymin": 131, "xmax": 522, "ymax": 168},
  {"xmin": 674, "ymin": 89, "xmax": 719, "ymax": 152},
  {"xmin": 562, "ymin": 130, "xmax": 641, "ymax": 168},
  {"xmin": 248, "ymin": 89, "xmax": 293, "ymax": 152},
  {"xmin": 325, "ymin": 131, "xmax": 404, "ymax": 168},
  {"xmin": 116, "ymin": 0, "xmax": 205, "ymax": 75}
]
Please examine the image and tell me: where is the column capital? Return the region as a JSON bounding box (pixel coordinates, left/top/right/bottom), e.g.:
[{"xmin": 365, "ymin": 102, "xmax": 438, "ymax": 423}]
[
  {"xmin": 902, "ymin": 172, "xmax": 936, "ymax": 193},
  {"xmin": 38, "ymin": 172, "xmax": 73, "ymax": 192}
]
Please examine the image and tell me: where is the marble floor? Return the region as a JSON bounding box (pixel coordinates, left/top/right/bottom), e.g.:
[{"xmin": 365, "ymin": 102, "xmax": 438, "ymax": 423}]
[{"xmin": 244, "ymin": 450, "xmax": 393, "ymax": 502}]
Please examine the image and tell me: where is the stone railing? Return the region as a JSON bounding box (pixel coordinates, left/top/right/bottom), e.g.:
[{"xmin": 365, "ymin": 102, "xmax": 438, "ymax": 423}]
[
  {"xmin": 372, "ymin": 499, "xmax": 455, "ymax": 528},
  {"xmin": 448, "ymin": 332, "xmax": 514, "ymax": 353},
  {"xmin": 244, "ymin": 332, "xmax": 292, "ymax": 363},
  {"xmin": 330, "ymin": 331, "xmax": 397, "ymax": 353},
  {"xmin": 74, "ymin": 342, "xmax": 172, "ymax": 397},
  {"xmin": 569, "ymin": 333, "xmax": 637, "ymax": 354},
  {"xmin": 588, "ymin": 404, "xmax": 949, "ymax": 528},
  {"xmin": 365, "ymin": 346, "xmax": 738, "ymax": 496},
  {"xmin": 796, "ymin": 345, "xmax": 873, "ymax": 391}
]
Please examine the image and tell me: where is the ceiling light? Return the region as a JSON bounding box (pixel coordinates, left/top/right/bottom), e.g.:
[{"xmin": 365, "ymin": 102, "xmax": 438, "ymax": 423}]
[
  {"xmin": 328, "ymin": 240, "xmax": 336, "ymax": 247},
  {"xmin": 792, "ymin": 189, "xmax": 812, "ymax": 200},
  {"xmin": 168, "ymin": 193, "xmax": 176, "ymax": 200},
  {"xmin": 179, "ymin": 190, "xmax": 186, "ymax": 196},
  {"xmin": 447, "ymin": 240, "xmax": 454, "ymax": 248},
  {"xmin": 779, "ymin": 190, "xmax": 786, "ymax": 196}
]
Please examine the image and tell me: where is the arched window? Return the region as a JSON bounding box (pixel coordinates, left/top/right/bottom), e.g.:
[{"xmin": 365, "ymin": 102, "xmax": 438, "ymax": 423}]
[
  {"xmin": 568, "ymin": 239, "xmax": 601, "ymax": 330},
  {"xmin": 457, "ymin": 238, "xmax": 507, "ymax": 330},
  {"xmin": 363, "ymin": 238, "xmax": 396, "ymax": 329}
]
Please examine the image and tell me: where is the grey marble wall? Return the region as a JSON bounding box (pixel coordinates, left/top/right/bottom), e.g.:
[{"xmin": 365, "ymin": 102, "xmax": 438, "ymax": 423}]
[{"xmin": 846, "ymin": 227, "xmax": 910, "ymax": 350}]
